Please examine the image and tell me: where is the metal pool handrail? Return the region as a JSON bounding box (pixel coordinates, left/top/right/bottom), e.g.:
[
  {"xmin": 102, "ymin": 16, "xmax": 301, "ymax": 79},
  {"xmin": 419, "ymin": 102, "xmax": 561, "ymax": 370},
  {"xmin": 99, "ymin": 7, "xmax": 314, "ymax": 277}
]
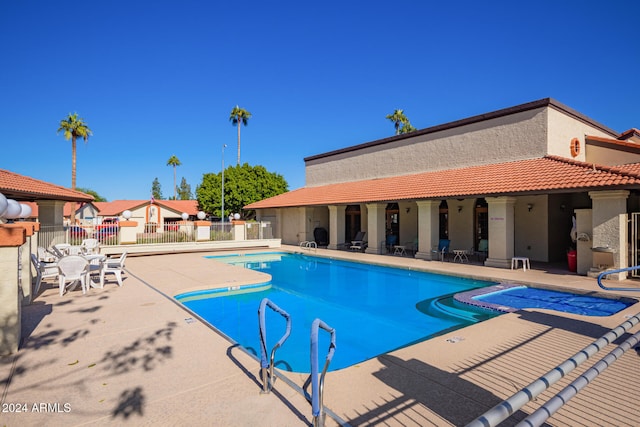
[
  {"xmin": 258, "ymin": 298, "xmax": 291, "ymax": 394},
  {"xmin": 597, "ymin": 264, "xmax": 640, "ymax": 291},
  {"xmin": 303, "ymin": 318, "xmax": 336, "ymax": 427},
  {"xmin": 466, "ymin": 311, "xmax": 640, "ymax": 427}
]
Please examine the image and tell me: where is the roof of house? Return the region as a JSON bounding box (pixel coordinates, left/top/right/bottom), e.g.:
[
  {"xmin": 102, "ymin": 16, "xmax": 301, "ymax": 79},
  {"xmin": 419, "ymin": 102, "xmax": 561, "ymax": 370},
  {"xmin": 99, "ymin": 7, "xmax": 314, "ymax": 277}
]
[
  {"xmin": 96, "ymin": 199, "xmax": 200, "ymax": 216},
  {"xmin": 21, "ymin": 199, "xmax": 200, "ymax": 219},
  {"xmin": 0, "ymin": 169, "xmax": 94, "ymax": 202},
  {"xmin": 245, "ymin": 156, "xmax": 640, "ymax": 209},
  {"xmin": 305, "ymin": 98, "xmax": 620, "ymax": 163},
  {"xmin": 586, "ymin": 134, "xmax": 640, "ymax": 151}
]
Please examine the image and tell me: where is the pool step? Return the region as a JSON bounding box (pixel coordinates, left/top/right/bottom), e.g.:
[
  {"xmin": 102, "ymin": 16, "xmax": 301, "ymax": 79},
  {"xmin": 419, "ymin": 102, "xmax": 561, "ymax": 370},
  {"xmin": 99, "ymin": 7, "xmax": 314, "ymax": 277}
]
[{"xmin": 416, "ymin": 295, "xmax": 495, "ymax": 323}]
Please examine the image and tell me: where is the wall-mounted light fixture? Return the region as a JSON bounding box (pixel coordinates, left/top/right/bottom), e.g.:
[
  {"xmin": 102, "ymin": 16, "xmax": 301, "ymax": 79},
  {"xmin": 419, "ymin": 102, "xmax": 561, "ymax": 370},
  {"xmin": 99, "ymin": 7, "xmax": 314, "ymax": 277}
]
[
  {"xmin": 560, "ymin": 204, "xmax": 566, "ymax": 212},
  {"xmin": 527, "ymin": 203, "xmax": 533, "ymax": 212},
  {"xmin": 406, "ymin": 207, "xmax": 411, "ymax": 214},
  {"xmin": 457, "ymin": 206, "xmax": 463, "ymax": 213}
]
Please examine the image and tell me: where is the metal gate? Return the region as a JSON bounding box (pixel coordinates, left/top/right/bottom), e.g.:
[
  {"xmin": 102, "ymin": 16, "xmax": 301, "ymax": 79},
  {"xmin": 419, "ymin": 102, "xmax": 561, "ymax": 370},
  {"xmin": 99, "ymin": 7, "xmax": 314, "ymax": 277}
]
[{"xmin": 631, "ymin": 213, "xmax": 640, "ymax": 277}]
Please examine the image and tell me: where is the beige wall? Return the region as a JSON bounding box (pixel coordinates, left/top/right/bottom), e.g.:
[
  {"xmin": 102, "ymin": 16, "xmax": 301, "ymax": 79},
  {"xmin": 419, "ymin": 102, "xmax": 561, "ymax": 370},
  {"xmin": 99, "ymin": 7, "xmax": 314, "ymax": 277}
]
[
  {"xmin": 305, "ymin": 108, "xmax": 549, "ymax": 187},
  {"xmin": 398, "ymin": 201, "xmax": 418, "ymax": 247},
  {"xmin": 514, "ymin": 195, "xmax": 548, "ymax": 261},
  {"xmin": 586, "ymin": 144, "xmax": 640, "ymax": 166},
  {"xmin": 546, "ymin": 107, "xmax": 614, "ymax": 161},
  {"xmin": 447, "ymin": 199, "xmax": 475, "ymax": 251}
]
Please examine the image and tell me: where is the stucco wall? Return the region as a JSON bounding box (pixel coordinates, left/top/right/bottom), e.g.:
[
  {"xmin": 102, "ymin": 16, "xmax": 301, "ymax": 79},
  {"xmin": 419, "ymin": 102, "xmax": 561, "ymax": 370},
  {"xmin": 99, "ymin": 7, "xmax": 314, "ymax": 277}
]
[
  {"xmin": 546, "ymin": 107, "xmax": 615, "ymax": 161},
  {"xmin": 586, "ymin": 144, "xmax": 640, "ymax": 166},
  {"xmin": 513, "ymin": 195, "xmax": 548, "ymax": 261},
  {"xmin": 305, "ymin": 107, "xmax": 549, "ymax": 187}
]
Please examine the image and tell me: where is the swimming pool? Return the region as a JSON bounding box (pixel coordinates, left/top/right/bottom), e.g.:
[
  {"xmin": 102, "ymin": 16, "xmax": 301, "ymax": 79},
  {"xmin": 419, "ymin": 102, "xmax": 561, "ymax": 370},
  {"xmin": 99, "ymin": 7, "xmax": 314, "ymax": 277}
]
[
  {"xmin": 465, "ymin": 284, "xmax": 634, "ymax": 316},
  {"xmin": 176, "ymin": 252, "xmax": 496, "ymax": 372}
]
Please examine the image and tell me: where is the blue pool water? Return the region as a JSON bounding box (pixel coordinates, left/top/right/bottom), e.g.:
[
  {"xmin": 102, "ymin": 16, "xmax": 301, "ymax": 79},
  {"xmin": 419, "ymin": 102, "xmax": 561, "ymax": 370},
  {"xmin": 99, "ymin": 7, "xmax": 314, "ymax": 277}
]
[
  {"xmin": 474, "ymin": 286, "xmax": 633, "ymax": 316},
  {"xmin": 176, "ymin": 252, "xmax": 496, "ymax": 373}
]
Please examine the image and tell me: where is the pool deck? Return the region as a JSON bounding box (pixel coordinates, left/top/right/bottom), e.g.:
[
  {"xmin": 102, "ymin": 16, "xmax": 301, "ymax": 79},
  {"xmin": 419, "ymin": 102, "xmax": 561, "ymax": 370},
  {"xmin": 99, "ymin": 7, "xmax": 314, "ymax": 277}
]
[{"xmin": 1, "ymin": 246, "xmax": 639, "ymax": 426}]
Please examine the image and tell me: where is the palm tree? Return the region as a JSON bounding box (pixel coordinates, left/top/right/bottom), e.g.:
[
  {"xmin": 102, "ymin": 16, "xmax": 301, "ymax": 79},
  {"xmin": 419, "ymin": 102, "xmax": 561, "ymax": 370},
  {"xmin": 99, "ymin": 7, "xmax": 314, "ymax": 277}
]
[
  {"xmin": 386, "ymin": 109, "xmax": 409, "ymax": 135},
  {"xmin": 229, "ymin": 105, "xmax": 252, "ymax": 165},
  {"xmin": 399, "ymin": 122, "xmax": 417, "ymax": 134},
  {"xmin": 57, "ymin": 112, "xmax": 92, "ymax": 225},
  {"xmin": 166, "ymin": 155, "xmax": 182, "ymax": 199}
]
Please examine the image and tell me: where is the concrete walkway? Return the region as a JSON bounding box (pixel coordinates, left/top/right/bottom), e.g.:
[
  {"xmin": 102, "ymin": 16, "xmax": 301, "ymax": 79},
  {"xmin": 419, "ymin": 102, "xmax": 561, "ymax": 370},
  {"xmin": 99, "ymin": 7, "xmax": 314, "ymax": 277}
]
[{"xmin": 1, "ymin": 247, "xmax": 639, "ymax": 426}]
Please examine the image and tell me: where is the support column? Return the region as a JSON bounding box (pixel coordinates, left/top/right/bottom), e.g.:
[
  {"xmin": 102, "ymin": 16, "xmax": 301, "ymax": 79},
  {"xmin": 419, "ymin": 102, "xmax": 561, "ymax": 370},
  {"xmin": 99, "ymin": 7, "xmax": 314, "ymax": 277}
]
[
  {"xmin": 232, "ymin": 220, "xmax": 246, "ymax": 241},
  {"xmin": 484, "ymin": 196, "xmax": 517, "ymax": 269},
  {"xmin": 365, "ymin": 203, "xmax": 386, "ymax": 254},
  {"xmin": 36, "ymin": 200, "xmax": 65, "ymax": 227},
  {"xmin": 194, "ymin": 220, "xmax": 211, "ymax": 241},
  {"xmin": 119, "ymin": 220, "xmax": 139, "ymax": 244},
  {"xmin": 589, "ymin": 190, "xmax": 629, "ymax": 280},
  {"xmin": 0, "ymin": 225, "xmax": 26, "ymax": 355},
  {"xmin": 415, "ymin": 200, "xmax": 440, "ymax": 260},
  {"xmin": 328, "ymin": 205, "xmax": 346, "ymax": 250},
  {"xmin": 16, "ymin": 223, "xmax": 35, "ymax": 305}
]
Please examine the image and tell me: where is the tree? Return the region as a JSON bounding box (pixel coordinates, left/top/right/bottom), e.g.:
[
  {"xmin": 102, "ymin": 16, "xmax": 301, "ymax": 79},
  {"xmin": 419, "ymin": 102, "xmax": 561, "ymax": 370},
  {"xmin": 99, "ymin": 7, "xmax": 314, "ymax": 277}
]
[
  {"xmin": 76, "ymin": 187, "xmax": 107, "ymax": 202},
  {"xmin": 196, "ymin": 163, "xmax": 287, "ymax": 220},
  {"xmin": 399, "ymin": 122, "xmax": 417, "ymax": 134},
  {"xmin": 385, "ymin": 109, "xmax": 409, "ymax": 135},
  {"xmin": 229, "ymin": 105, "xmax": 252, "ymax": 165},
  {"xmin": 57, "ymin": 112, "xmax": 93, "ymax": 224},
  {"xmin": 151, "ymin": 177, "xmax": 163, "ymax": 200},
  {"xmin": 177, "ymin": 177, "xmax": 192, "ymax": 200},
  {"xmin": 166, "ymin": 155, "xmax": 182, "ymax": 200}
]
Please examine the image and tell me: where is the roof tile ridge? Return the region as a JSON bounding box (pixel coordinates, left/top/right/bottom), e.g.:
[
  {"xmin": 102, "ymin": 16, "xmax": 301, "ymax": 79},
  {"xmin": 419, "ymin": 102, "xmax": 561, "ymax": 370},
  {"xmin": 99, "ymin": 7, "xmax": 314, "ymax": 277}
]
[
  {"xmin": 3, "ymin": 169, "xmax": 94, "ymax": 200},
  {"xmin": 544, "ymin": 155, "xmax": 640, "ymax": 179}
]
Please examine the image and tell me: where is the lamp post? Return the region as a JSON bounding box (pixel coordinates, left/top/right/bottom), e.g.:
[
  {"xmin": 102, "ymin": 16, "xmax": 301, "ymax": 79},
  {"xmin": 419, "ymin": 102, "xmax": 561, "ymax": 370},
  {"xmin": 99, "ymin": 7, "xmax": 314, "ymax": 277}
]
[{"xmin": 221, "ymin": 144, "xmax": 227, "ymax": 222}]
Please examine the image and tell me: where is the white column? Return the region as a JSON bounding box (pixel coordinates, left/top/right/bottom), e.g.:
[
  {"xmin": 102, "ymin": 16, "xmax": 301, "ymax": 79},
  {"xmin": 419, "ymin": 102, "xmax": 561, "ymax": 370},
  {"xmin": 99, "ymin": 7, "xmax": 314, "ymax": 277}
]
[
  {"xmin": 484, "ymin": 196, "xmax": 517, "ymax": 269},
  {"xmin": 327, "ymin": 205, "xmax": 346, "ymax": 250},
  {"xmin": 365, "ymin": 203, "xmax": 386, "ymax": 254},
  {"xmin": 415, "ymin": 200, "xmax": 440, "ymax": 260},
  {"xmin": 589, "ymin": 190, "xmax": 629, "ymax": 280}
]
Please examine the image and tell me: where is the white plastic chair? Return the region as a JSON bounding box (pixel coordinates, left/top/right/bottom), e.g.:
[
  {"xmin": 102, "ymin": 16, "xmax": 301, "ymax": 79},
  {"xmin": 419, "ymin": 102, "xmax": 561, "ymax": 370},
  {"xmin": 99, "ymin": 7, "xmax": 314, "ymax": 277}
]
[
  {"xmin": 57, "ymin": 255, "xmax": 90, "ymax": 296},
  {"xmin": 30, "ymin": 253, "xmax": 59, "ymax": 295},
  {"xmin": 100, "ymin": 252, "xmax": 127, "ymax": 288},
  {"xmin": 80, "ymin": 238, "xmax": 100, "ymax": 255},
  {"xmin": 37, "ymin": 246, "xmax": 58, "ymax": 263}
]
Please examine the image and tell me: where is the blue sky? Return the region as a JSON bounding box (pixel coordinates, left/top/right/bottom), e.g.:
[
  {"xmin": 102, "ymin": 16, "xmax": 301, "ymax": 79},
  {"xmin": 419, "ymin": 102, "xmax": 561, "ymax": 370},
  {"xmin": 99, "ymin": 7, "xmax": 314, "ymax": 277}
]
[{"xmin": 1, "ymin": 1, "xmax": 639, "ymax": 202}]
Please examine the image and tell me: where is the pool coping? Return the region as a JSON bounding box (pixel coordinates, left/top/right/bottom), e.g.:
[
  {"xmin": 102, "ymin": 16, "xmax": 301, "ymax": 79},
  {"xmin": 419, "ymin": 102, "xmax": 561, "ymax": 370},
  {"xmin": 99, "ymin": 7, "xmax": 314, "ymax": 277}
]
[{"xmin": 454, "ymin": 283, "xmax": 524, "ymax": 313}]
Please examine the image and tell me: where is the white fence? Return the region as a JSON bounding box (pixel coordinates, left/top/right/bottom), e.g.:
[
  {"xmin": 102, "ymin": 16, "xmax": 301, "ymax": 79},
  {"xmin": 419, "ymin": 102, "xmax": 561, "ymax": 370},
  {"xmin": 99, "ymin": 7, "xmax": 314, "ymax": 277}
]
[{"xmin": 38, "ymin": 221, "xmax": 273, "ymax": 248}]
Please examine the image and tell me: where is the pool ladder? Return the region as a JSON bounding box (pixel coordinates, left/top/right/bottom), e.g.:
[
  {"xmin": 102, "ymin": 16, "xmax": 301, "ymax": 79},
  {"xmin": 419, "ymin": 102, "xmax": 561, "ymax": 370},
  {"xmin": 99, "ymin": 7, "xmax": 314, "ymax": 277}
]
[
  {"xmin": 258, "ymin": 298, "xmax": 337, "ymax": 427},
  {"xmin": 258, "ymin": 298, "xmax": 291, "ymax": 394},
  {"xmin": 300, "ymin": 240, "xmax": 317, "ymax": 252},
  {"xmin": 303, "ymin": 318, "xmax": 336, "ymax": 427}
]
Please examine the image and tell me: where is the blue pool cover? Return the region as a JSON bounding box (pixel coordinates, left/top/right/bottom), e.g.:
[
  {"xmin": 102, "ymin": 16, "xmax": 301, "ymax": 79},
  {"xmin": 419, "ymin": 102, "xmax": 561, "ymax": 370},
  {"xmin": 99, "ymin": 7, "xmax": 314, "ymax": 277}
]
[{"xmin": 461, "ymin": 284, "xmax": 634, "ymax": 316}]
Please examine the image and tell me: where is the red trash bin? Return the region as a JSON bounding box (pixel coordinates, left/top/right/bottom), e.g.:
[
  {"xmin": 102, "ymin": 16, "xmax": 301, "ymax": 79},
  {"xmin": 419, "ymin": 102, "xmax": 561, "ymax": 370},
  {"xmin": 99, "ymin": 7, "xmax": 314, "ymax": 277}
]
[{"xmin": 567, "ymin": 249, "xmax": 577, "ymax": 272}]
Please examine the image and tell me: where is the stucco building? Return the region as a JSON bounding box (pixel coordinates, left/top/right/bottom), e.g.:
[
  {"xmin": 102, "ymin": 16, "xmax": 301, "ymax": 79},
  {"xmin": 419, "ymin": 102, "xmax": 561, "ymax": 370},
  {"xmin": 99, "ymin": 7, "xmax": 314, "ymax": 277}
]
[{"xmin": 246, "ymin": 98, "xmax": 640, "ymax": 279}]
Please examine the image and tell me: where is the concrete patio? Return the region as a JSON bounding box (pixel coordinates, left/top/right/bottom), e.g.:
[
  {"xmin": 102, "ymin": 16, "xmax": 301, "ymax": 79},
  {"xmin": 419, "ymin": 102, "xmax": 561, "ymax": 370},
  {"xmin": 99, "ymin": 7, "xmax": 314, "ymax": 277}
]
[{"xmin": 1, "ymin": 246, "xmax": 639, "ymax": 426}]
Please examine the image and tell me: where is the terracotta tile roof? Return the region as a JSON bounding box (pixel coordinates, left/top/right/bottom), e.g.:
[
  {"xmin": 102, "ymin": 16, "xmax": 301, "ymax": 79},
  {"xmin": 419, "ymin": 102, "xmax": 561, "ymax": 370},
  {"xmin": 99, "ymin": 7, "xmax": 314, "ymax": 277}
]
[
  {"xmin": 245, "ymin": 156, "xmax": 640, "ymax": 209},
  {"xmin": 586, "ymin": 135, "xmax": 640, "ymax": 150},
  {"xmin": 96, "ymin": 200, "xmax": 200, "ymax": 216},
  {"xmin": 611, "ymin": 162, "xmax": 640, "ymax": 175},
  {"xmin": 21, "ymin": 200, "xmax": 200, "ymax": 218},
  {"xmin": 0, "ymin": 169, "xmax": 94, "ymax": 202}
]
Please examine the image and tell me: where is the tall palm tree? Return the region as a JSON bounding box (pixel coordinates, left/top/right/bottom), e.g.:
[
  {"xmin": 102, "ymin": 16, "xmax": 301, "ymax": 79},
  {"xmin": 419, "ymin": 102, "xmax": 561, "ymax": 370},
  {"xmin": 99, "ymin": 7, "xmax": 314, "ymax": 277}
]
[
  {"xmin": 166, "ymin": 155, "xmax": 182, "ymax": 199},
  {"xmin": 229, "ymin": 105, "xmax": 252, "ymax": 165},
  {"xmin": 399, "ymin": 122, "xmax": 417, "ymax": 134},
  {"xmin": 386, "ymin": 109, "xmax": 409, "ymax": 135},
  {"xmin": 57, "ymin": 112, "xmax": 92, "ymax": 225}
]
